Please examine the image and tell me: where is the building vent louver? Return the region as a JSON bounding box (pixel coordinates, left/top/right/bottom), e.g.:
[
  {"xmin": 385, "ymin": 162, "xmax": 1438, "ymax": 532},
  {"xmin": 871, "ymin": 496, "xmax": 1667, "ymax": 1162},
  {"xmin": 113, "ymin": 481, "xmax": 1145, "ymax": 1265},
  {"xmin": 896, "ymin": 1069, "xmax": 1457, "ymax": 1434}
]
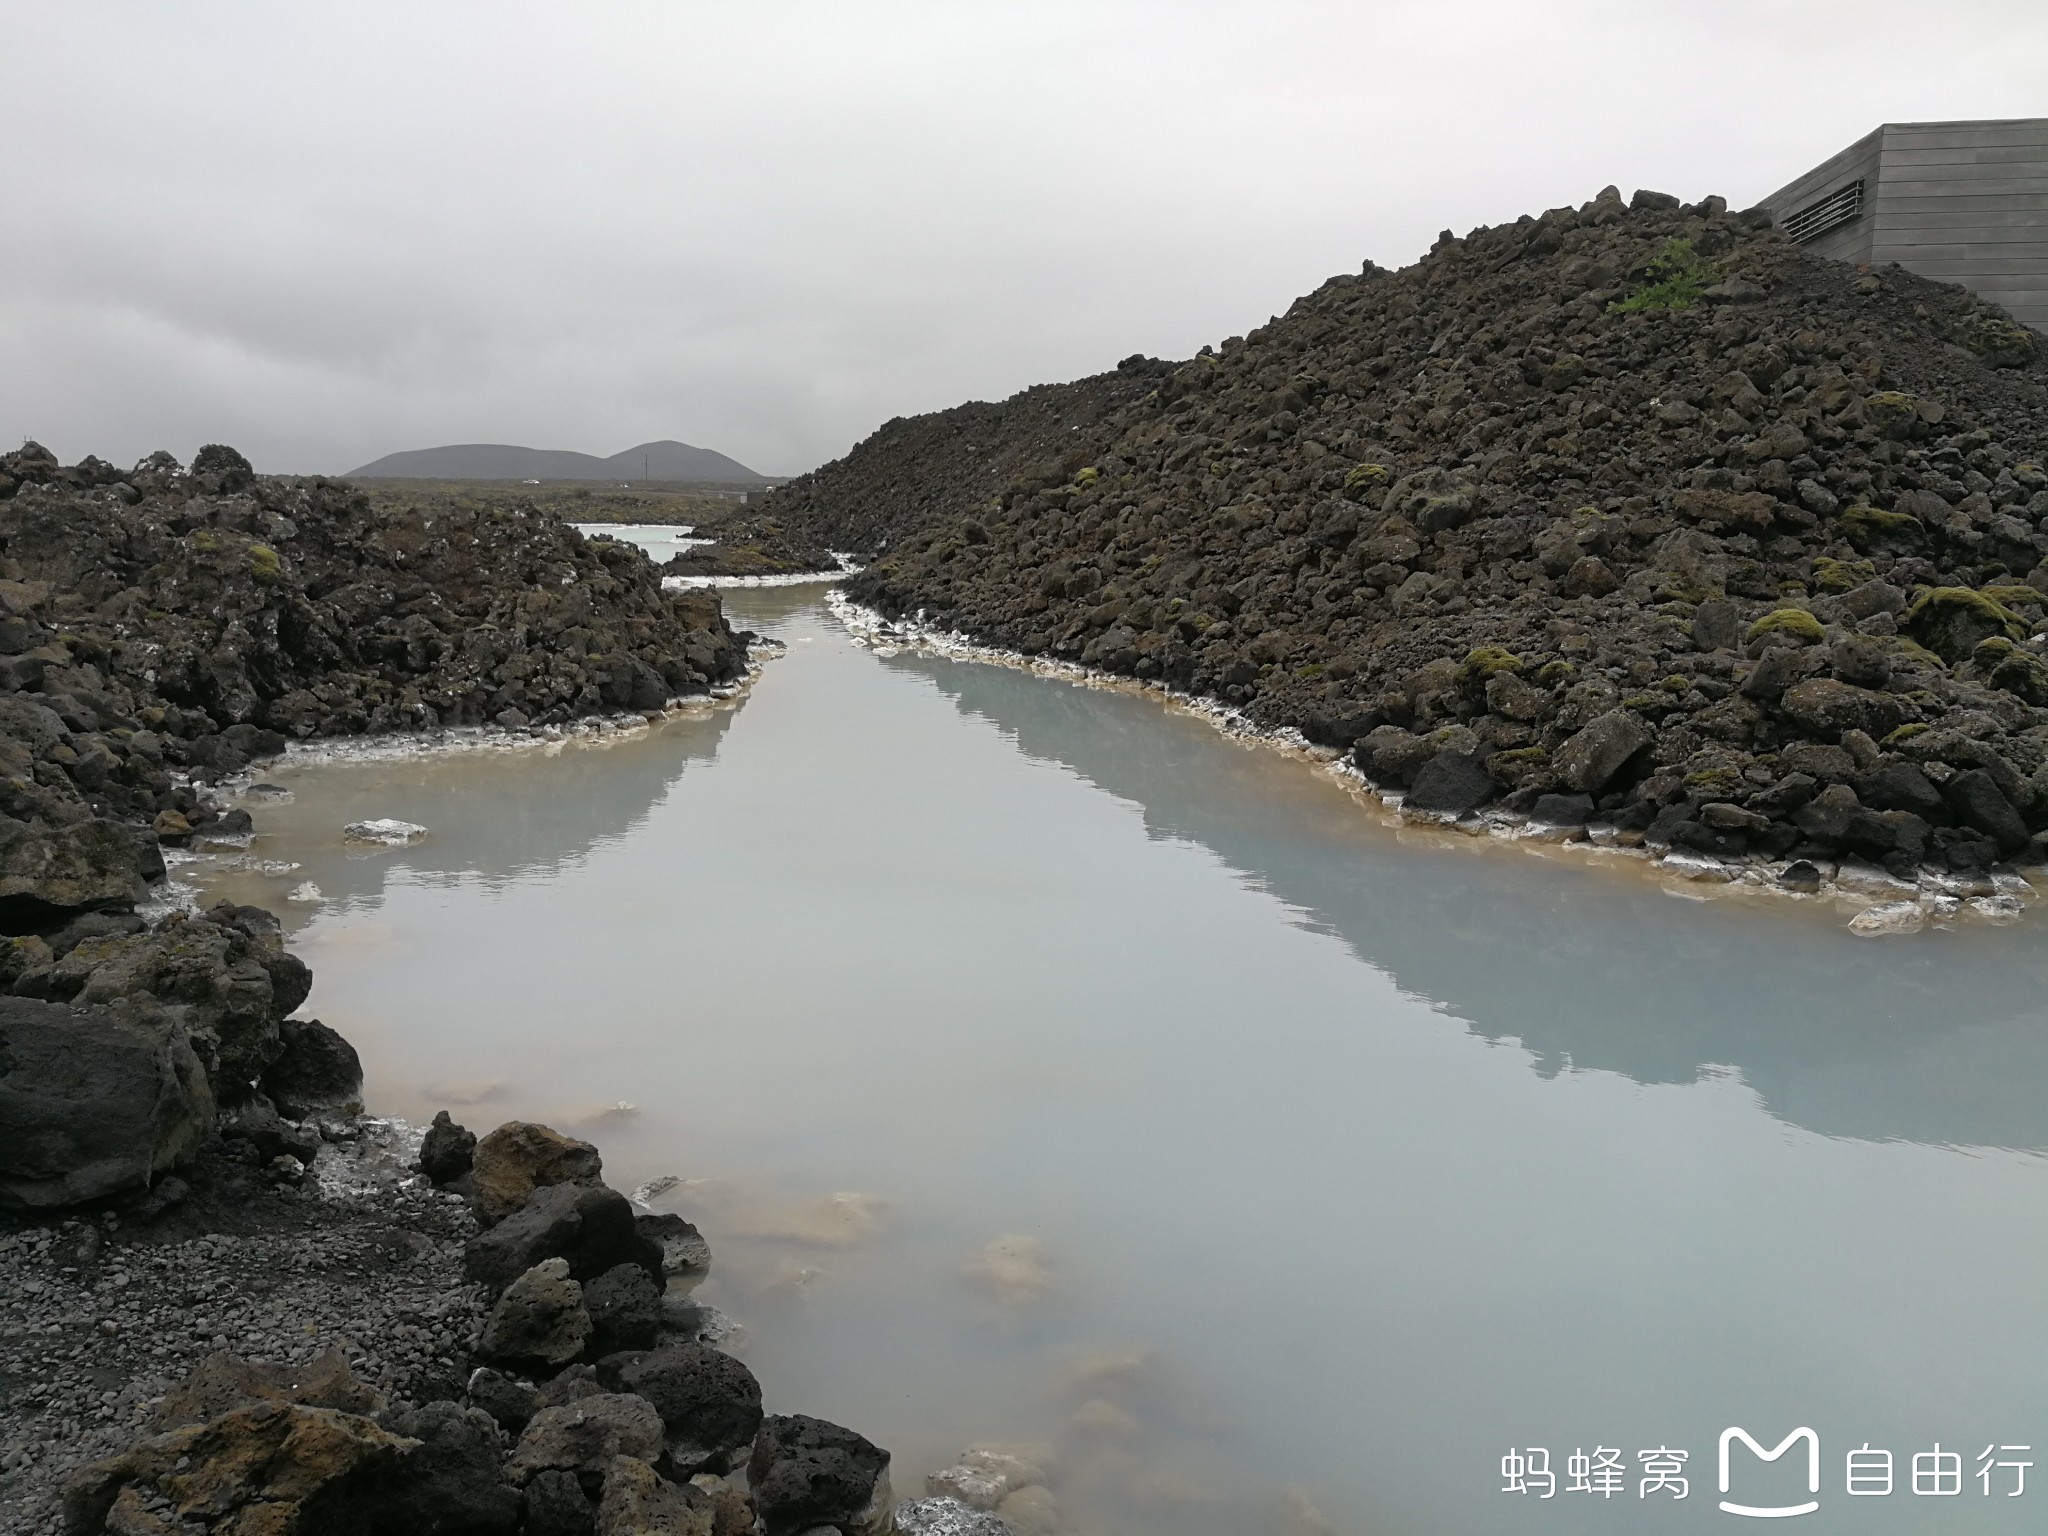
[{"xmin": 1780, "ymin": 180, "xmax": 1865, "ymax": 244}]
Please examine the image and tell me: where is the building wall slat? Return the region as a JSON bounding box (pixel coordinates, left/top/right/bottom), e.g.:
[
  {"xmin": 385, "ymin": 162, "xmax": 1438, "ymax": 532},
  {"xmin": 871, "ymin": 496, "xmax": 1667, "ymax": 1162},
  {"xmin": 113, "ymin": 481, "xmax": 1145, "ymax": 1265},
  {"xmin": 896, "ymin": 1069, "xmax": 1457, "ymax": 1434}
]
[
  {"xmin": 1885, "ymin": 145, "xmax": 2048, "ymax": 168},
  {"xmin": 1875, "ymin": 241, "xmax": 2048, "ymax": 264},
  {"xmin": 1876, "ymin": 172, "xmax": 2048, "ymax": 194},
  {"xmin": 1803, "ymin": 224, "xmax": 1877, "ymax": 264},
  {"xmin": 1880, "ymin": 122, "xmax": 2048, "ymax": 151},
  {"xmin": 1875, "ymin": 228, "xmax": 2048, "ymax": 249},
  {"xmin": 1870, "ymin": 193, "xmax": 2048, "ymax": 216},
  {"xmin": 1875, "ymin": 209, "xmax": 2048, "ymax": 230}
]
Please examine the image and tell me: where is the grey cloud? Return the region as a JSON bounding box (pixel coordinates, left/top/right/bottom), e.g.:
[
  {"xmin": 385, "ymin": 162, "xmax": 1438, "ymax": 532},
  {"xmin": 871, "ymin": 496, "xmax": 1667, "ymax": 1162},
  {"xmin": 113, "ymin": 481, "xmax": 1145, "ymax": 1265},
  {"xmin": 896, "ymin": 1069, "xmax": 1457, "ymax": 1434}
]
[{"xmin": 3, "ymin": 0, "xmax": 2044, "ymax": 474}]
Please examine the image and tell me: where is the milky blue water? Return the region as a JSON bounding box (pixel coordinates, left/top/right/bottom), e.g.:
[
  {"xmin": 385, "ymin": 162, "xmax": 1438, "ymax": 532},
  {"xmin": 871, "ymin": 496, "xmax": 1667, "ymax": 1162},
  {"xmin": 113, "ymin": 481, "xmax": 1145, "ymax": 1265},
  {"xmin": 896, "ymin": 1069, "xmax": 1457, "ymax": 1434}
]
[{"xmin": 197, "ymin": 586, "xmax": 2048, "ymax": 1536}]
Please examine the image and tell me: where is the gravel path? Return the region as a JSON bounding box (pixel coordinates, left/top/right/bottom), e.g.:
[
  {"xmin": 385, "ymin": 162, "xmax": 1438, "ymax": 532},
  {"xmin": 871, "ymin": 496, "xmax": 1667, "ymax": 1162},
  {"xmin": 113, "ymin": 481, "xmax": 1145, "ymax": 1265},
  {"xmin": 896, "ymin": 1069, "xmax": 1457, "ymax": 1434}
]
[{"xmin": 0, "ymin": 1119, "xmax": 485, "ymax": 1534}]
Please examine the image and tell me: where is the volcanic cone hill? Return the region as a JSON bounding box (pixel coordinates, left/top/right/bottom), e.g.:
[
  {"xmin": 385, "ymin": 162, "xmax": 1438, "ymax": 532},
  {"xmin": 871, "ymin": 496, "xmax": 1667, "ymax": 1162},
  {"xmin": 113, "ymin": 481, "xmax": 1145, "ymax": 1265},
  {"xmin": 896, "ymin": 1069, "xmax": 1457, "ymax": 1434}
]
[
  {"xmin": 0, "ymin": 440, "xmax": 746, "ymax": 1211},
  {"xmin": 774, "ymin": 185, "xmax": 2048, "ymax": 877}
]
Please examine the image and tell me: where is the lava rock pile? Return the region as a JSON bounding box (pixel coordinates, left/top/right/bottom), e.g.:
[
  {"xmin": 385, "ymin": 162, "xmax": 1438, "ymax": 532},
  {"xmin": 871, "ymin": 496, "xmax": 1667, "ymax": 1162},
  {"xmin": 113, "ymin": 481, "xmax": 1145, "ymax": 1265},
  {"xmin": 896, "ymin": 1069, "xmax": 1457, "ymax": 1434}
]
[
  {"xmin": 777, "ymin": 186, "xmax": 2048, "ymax": 876},
  {"xmin": 0, "ymin": 442, "xmax": 751, "ymax": 1213}
]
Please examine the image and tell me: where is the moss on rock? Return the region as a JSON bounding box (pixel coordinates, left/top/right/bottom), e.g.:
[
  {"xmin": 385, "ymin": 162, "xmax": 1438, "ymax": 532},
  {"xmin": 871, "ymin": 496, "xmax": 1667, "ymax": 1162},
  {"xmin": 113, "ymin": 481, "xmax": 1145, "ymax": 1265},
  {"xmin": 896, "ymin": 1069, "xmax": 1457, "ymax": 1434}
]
[
  {"xmin": 1746, "ymin": 608, "xmax": 1826, "ymax": 645},
  {"xmin": 1903, "ymin": 585, "xmax": 2026, "ymax": 663},
  {"xmin": 1839, "ymin": 505, "xmax": 1924, "ymax": 552}
]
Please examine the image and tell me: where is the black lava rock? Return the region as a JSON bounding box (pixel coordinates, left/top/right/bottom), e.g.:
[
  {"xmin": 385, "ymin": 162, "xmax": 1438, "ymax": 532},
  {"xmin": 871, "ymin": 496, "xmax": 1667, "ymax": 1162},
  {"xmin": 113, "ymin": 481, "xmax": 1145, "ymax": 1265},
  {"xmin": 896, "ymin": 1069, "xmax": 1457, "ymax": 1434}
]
[
  {"xmin": 419, "ymin": 1110, "xmax": 478, "ymax": 1185},
  {"xmin": 747, "ymin": 1412, "xmax": 891, "ymax": 1536},
  {"xmin": 598, "ymin": 1343, "xmax": 764, "ymax": 1476},
  {"xmin": 582, "ymin": 1262, "xmax": 663, "ymax": 1357}
]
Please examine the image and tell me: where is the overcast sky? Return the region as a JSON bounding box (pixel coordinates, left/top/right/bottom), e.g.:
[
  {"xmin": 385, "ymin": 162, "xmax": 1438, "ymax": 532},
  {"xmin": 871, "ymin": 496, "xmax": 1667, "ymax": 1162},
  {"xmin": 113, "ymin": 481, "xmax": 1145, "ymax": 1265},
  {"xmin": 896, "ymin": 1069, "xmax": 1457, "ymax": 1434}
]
[{"xmin": 3, "ymin": 2, "xmax": 2043, "ymax": 477}]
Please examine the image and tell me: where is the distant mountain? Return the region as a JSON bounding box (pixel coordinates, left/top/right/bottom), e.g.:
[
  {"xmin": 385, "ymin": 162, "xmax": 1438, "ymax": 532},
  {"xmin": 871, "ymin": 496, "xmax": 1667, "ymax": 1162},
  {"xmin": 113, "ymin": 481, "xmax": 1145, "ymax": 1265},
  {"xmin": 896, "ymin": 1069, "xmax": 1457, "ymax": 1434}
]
[{"xmin": 347, "ymin": 439, "xmax": 769, "ymax": 484}]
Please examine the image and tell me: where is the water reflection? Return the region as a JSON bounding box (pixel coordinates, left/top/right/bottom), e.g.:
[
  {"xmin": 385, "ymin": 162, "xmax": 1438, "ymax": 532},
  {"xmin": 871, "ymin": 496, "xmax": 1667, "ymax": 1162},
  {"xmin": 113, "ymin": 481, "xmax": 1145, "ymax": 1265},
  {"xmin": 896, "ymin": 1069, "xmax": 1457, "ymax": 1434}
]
[
  {"xmin": 183, "ymin": 590, "xmax": 2048, "ymax": 1536},
  {"xmin": 900, "ymin": 650, "xmax": 2048, "ymax": 1151},
  {"xmin": 202, "ymin": 698, "xmax": 739, "ymax": 922}
]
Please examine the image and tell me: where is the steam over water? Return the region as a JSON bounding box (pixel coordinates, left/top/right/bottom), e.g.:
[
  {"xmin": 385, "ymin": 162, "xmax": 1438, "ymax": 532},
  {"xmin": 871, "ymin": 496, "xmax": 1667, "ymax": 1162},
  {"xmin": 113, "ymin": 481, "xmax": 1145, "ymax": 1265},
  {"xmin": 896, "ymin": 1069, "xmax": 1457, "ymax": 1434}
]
[{"xmin": 194, "ymin": 587, "xmax": 2048, "ymax": 1536}]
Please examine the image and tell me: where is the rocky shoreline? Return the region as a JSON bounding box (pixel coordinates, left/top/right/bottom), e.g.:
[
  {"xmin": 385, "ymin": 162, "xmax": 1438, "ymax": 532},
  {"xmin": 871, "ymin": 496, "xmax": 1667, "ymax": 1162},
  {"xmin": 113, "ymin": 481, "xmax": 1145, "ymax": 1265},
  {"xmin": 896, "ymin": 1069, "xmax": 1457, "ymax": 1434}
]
[
  {"xmin": 0, "ymin": 442, "xmax": 1050, "ymax": 1533},
  {"xmin": 0, "ymin": 438, "xmax": 753, "ymax": 1217},
  {"xmin": 3, "ymin": 1109, "xmax": 1032, "ymax": 1536},
  {"xmin": 828, "ymin": 592, "xmax": 2037, "ymax": 935},
  {"xmin": 771, "ymin": 188, "xmax": 2048, "ymax": 898}
]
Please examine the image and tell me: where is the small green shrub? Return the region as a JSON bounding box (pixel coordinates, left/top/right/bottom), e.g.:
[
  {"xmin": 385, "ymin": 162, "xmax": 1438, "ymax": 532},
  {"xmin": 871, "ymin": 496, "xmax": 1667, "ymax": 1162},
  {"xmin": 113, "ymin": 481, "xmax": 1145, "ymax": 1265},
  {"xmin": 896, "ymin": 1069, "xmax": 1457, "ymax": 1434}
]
[{"xmin": 1609, "ymin": 239, "xmax": 1724, "ymax": 314}]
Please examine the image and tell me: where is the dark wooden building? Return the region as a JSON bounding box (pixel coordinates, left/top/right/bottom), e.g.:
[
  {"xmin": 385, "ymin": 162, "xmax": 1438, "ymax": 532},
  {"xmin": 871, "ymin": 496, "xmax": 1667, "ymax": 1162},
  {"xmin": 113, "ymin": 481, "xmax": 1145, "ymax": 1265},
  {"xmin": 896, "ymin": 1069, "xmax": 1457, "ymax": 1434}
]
[{"xmin": 1762, "ymin": 117, "xmax": 2048, "ymax": 332}]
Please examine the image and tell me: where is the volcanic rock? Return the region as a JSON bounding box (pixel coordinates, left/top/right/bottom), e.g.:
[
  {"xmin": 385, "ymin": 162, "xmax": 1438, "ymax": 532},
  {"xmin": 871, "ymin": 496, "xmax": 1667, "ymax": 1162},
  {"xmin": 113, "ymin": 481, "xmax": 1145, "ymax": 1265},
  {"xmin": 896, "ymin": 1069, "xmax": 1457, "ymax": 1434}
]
[
  {"xmin": 596, "ymin": 1344, "xmax": 764, "ymax": 1477},
  {"xmin": 765, "ymin": 186, "xmax": 2048, "ymax": 876},
  {"xmin": 748, "ymin": 1413, "xmax": 894, "ymax": 1536},
  {"xmin": 0, "ymin": 995, "xmax": 213, "ymax": 1210},
  {"xmin": 465, "ymin": 1181, "xmax": 658, "ymax": 1294},
  {"xmin": 421, "ymin": 1109, "xmax": 479, "ymax": 1184},
  {"xmin": 596, "ymin": 1453, "xmax": 715, "ymax": 1536},
  {"xmin": 507, "ymin": 1394, "xmax": 666, "ymax": 1489},
  {"xmin": 259, "ymin": 1016, "xmax": 364, "ymax": 1118},
  {"xmin": 479, "ymin": 1258, "xmax": 593, "ymax": 1370},
  {"xmin": 469, "ymin": 1120, "xmax": 605, "ymax": 1225}
]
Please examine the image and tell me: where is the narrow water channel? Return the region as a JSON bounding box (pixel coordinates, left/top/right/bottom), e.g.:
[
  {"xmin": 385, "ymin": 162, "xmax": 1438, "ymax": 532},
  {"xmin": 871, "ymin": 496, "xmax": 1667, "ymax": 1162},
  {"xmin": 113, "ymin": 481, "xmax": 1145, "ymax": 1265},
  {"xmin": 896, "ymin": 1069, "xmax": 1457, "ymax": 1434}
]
[{"xmin": 191, "ymin": 586, "xmax": 2048, "ymax": 1536}]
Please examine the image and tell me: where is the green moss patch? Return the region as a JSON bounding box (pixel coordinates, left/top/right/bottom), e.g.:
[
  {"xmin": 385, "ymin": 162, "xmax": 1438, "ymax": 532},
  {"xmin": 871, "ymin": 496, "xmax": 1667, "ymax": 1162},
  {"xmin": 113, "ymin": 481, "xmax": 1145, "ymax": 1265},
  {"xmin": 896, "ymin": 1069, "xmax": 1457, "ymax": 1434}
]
[{"xmin": 1745, "ymin": 608, "xmax": 1825, "ymax": 645}]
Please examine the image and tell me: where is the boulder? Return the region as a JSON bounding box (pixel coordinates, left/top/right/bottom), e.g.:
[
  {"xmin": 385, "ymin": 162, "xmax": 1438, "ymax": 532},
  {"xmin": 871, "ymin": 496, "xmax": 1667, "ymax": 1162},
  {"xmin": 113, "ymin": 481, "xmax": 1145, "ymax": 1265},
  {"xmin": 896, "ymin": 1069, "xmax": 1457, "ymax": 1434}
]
[
  {"xmin": 420, "ymin": 1109, "xmax": 479, "ymax": 1184},
  {"xmin": 507, "ymin": 1394, "xmax": 666, "ymax": 1489},
  {"xmin": 479, "ymin": 1258, "xmax": 592, "ymax": 1371},
  {"xmin": 467, "ymin": 1366, "xmax": 542, "ymax": 1434},
  {"xmin": 586, "ymin": 1262, "xmax": 665, "ymax": 1357},
  {"xmin": 1794, "ymin": 783, "xmax": 1861, "ymax": 844},
  {"xmin": 748, "ymin": 1414, "xmax": 894, "ymax": 1536},
  {"xmin": 259, "ymin": 1016, "xmax": 364, "ymax": 1118},
  {"xmin": 1853, "ymin": 759, "xmax": 1945, "ymax": 818},
  {"xmin": 1402, "ymin": 748, "xmax": 1496, "ymax": 814},
  {"xmin": 1354, "ymin": 725, "xmax": 1433, "ymax": 786},
  {"xmin": 535, "ymin": 1365, "xmax": 609, "ymax": 1412},
  {"xmin": 525, "ymin": 1468, "xmax": 599, "ymax": 1536},
  {"xmin": 1904, "ymin": 586, "xmax": 2025, "ymax": 663},
  {"xmin": 347, "ymin": 1400, "xmax": 522, "ymax": 1535},
  {"xmin": 1690, "ymin": 599, "xmax": 1740, "ymax": 652},
  {"xmin": 61, "ymin": 1402, "xmax": 408, "ymax": 1536},
  {"xmin": 151, "ymin": 1347, "xmax": 384, "ymax": 1432},
  {"xmin": 0, "ymin": 996, "xmax": 213, "ymax": 1210},
  {"xmin": 470, "ymin": 1120, "xmax": 605, "ymax": 1225},
  {"xmin": 465, "ymin": 1181, "xmax": 660, "ymax": 1294},
  {"xmin": 1778, "ymin": 859, "xmax": 1824, "ymax": 892},
  {"xmin": 596, "ymin": 1454, "xmax": 715, "ymax": 1536},
  {"xmin": 637, "ymin": 1211, "xmax": 712, "ymax": 1276},
  {"xmin": 1777, "ymin": 678, "xmax": 1908, "ymax": 742},
  {"xmin": 1945, "ymin": 769, "xmax": 2031, "ymax": 852},
  {"xmin": 1529, "ymin": 792, "xmax": 1595, "ymax": 826},
  {"xmin": 597, "ymin": 1345, "xmax": 764, "ymax": 1477},
  {"xmin": 1553, "ymin": 711, "xmax": 1650, "ymax": 793},
  {"xmin": 1849, "ymin": 900, "xmax": 1927, "ymax": 936},
  {"xmin": 57, "ymin": 905, "xmax": 311, "ymax": 1093},
  {"xmin": 0, "ymin": 818, "xmax": 150, "ymax": 934}
]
